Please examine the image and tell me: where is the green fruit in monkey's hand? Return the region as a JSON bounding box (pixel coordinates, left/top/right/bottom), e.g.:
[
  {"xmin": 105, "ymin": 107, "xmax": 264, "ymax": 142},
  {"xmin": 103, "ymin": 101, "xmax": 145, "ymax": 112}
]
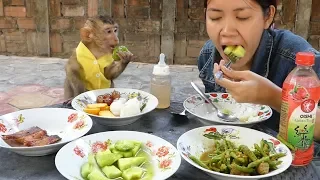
[{"xmin": 112, "ymin": 46, "xmax": 129, "ymax": 61}]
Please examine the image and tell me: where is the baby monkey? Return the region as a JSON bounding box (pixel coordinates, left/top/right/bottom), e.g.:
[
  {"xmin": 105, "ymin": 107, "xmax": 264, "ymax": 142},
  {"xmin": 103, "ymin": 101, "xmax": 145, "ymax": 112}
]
[{"xmin": 64, "ymin": 16, "xmax": 134, "ymax": 100}]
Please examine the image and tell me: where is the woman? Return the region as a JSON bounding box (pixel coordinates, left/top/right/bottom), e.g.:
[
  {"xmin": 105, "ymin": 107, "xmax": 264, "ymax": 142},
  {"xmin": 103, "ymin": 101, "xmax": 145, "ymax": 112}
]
[{"xmin": 198, "ymin": 0, "xmax": 320, "ymax": 139}]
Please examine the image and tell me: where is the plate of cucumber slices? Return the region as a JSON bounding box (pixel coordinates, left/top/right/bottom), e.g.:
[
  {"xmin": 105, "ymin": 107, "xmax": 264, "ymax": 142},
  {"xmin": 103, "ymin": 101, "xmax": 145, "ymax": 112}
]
[{"xmin": 55, "ymin": 131, "xmax": 181, "ymax": 180}]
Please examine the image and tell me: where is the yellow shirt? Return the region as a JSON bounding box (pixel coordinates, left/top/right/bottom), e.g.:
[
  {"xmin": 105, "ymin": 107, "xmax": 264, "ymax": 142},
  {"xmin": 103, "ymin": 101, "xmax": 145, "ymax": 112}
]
[{"xmin": 76, "ymin": 42, "xmax": 114, "ymax": 90}]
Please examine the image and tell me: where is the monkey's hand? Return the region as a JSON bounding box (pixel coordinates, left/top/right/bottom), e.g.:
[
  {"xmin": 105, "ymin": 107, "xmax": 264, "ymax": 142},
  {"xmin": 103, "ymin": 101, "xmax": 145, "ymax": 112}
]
[
  {"xmin": 104, "ymin": 51, "xmax": 136, "ymax": 80},
  {"xmin": 118, "ymin": 51, "xmax": 135, "ymax": 64}
]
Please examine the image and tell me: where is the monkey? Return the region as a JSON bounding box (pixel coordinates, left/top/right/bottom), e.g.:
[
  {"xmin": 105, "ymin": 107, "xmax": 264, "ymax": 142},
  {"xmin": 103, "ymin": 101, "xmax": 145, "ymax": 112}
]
[{"xmin": 63, "ymin": 16, "xmax": 135, "ymax": 101}]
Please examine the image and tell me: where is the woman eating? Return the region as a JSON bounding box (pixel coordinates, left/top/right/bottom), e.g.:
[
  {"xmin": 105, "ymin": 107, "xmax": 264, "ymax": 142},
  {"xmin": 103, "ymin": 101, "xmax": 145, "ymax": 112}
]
[{"xmin": 198, "ymin": 0, "xmax": 320, "ymax": 139}]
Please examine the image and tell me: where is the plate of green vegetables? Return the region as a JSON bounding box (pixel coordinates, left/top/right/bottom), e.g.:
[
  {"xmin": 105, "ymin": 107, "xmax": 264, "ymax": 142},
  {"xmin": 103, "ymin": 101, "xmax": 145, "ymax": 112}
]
[{"xmin": 177, "ymin": 126, "xmax": 292, "ymax": 180}]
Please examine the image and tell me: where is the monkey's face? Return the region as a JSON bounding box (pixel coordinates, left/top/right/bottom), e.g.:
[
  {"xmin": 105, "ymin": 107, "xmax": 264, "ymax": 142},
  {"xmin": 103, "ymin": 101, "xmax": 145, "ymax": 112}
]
[{"xmin": 100, "ymin": 23, "xmax": 119, "ymax": 50}]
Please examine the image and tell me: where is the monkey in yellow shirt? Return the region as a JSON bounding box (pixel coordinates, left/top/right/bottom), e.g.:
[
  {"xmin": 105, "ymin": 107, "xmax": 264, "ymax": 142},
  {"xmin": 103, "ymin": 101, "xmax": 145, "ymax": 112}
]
[{"xmin": 64, "ymin": 16, "xmax": 135, "ymax": 100}]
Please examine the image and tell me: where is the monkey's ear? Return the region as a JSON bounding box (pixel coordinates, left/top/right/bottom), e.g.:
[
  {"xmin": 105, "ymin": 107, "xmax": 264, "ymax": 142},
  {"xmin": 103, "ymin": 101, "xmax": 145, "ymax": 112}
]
[{"xmin": 80, "ymin": 27, "xmax": 92, "ymax": 42}]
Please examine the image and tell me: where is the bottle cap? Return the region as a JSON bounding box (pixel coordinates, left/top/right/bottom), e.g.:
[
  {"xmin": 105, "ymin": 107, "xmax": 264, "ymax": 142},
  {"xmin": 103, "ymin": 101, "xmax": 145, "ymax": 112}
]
[
  {"xmin": 296, "ymin": 52, "xmax": 315, "ymax": 66},
  {"xmin": 153, "ymin": 53, "xmax": 170, "ymax": 76}
]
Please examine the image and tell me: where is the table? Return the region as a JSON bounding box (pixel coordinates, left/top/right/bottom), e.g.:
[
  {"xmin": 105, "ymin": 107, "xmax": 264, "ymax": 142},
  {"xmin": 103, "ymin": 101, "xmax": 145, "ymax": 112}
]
[{"xmin": 0, "ymin": 102, "xmax": 319, "ymax": 180}]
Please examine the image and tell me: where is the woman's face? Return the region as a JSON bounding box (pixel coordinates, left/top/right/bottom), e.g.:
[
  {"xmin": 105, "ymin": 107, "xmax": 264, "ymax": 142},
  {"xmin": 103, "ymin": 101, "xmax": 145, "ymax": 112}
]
[{"xmin": 206, "ymin": 0, "xmax": 274, "ymax": 69}]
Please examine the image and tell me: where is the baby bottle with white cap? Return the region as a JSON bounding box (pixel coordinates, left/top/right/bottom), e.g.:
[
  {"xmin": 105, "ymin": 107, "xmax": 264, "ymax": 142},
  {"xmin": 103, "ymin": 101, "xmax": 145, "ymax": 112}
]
[{"xmin": 150, "ymin": 53, "xmax": 171, "ymax": 109}]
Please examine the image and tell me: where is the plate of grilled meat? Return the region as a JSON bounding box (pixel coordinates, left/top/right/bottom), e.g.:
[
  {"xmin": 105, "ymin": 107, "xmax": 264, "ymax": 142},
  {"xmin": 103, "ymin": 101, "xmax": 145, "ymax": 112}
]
[{"xmin": 0, "ymin": 108, "xmax": 93, "ymax": 156}]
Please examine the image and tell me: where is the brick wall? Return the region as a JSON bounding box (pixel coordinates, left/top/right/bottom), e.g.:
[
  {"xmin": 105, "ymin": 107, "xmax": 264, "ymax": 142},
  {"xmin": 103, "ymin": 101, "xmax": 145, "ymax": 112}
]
[{"xmin": 0, "ymin": 0, "xmax": 319, "ymax": 65}]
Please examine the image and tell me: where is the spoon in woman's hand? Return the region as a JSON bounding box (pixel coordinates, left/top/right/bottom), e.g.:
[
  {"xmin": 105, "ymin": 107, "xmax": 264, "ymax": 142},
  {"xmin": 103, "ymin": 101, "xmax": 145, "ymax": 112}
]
[{"xmin": 190, "ymin": 82, "xmax": 239, "ymax": 122}]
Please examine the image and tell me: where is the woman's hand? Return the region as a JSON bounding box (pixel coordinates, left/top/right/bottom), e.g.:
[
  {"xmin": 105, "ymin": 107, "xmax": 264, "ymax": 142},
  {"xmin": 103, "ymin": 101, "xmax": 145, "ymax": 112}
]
[{"xmin": 213, "ymin": 60, "xmax": 282, "ymax": 111}]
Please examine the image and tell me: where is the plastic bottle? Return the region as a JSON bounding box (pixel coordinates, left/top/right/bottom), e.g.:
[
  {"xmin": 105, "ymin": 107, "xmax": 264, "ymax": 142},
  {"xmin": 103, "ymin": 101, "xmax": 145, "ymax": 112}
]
[
  {"xmin": 279, "ymin": 52, "xmax": 320, "ymax": 166},
  {"xmin": 150, "ymin": 53, "xmax": 171, "ymax": 109}
]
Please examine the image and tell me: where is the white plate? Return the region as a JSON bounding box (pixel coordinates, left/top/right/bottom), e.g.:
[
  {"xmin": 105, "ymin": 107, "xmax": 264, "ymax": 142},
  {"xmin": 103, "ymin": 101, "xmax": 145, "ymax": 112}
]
[
  {"xmin": 184, "ymin": 93, "xmax": 273, "ymax": 126},
  {"xmin": 0, "ymin": 108, "xmax": 93, "ymax": 156},
  {"xmin": 177, "ymin": 125, "xmax": 292, "ymax": 180},
  {"xmin": 71, "ymin": 88, "xmax": 158, "ymax": 126},
  {"xmin": 55, "ymin": 131, "xmax": 181, "ymax": 180}
]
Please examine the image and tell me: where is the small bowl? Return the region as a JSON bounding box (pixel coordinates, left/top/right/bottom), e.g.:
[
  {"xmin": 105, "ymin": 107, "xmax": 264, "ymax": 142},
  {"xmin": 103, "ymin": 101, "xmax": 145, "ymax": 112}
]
[
  {"xmin": 184, "ymin": 93, "xmax": 273, "ymax": 127},
  {"xmin": 71, "ymin": 88, "xmax": 158, "ymax": 126},
  {"xmin": 0, "ymin": 108, "xmax": 93, "ymax": 156},
  {"xmin": 177, "ymin": 125, "xmax": 292, "ymax": 180},
  {"xmin": 55, "ymin": 131, "xmax": 181, "ymax": 180}
]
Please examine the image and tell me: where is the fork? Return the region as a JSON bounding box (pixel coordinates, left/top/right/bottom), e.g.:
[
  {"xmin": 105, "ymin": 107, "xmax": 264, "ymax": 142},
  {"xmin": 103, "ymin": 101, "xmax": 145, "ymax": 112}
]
[{"xmin": 214, "ymin": 60, "xmax": 232, "ymax": 80}]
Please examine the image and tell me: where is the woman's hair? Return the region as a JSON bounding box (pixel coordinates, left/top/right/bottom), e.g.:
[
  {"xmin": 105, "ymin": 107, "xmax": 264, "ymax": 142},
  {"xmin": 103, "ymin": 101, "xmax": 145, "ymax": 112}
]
[
  {"xmin": 205, "ymin": 0, "xmax": 278, "ymax": 15},
  {"xmin": 205, "ymin": 0, "xmax": 278, "ymax": 28}
]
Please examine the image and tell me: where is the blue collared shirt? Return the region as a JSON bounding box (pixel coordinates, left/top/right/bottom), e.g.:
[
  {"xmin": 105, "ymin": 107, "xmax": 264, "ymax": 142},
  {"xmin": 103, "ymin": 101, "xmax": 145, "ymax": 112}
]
[{"xmin": 197, "ymin": 29, "xmax": 320, "ymax": 130}]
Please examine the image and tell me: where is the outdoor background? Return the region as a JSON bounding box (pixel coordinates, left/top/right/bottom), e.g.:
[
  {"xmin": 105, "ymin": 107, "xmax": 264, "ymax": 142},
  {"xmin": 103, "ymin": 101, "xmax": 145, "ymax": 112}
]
[{"xmin": 0, "ymin": 0, "xmax": 319, "ymax": 64}]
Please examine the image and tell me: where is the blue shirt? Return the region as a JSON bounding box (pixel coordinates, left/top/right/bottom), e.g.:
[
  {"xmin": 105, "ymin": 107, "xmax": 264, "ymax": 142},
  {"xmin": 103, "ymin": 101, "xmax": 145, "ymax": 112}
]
[{"xmin": 197, "ymin": 29, "xmax": 320, "ymax": 130}]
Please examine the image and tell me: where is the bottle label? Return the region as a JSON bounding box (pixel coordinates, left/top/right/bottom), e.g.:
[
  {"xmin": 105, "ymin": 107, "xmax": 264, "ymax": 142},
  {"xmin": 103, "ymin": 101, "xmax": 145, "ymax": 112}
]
[{"xmin": 279, "ymin": 82, "xmax": 319, "ymax": 166}]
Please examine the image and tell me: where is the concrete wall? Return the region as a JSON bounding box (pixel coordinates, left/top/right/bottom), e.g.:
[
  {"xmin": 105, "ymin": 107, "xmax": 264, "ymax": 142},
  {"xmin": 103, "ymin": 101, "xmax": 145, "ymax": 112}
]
[{"xmin": 0, "ymin": 0, "xmax": 319, "ymax": 65}]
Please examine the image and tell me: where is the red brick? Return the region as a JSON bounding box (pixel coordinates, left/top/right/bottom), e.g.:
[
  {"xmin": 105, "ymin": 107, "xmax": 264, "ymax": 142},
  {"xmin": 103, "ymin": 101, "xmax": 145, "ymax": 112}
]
[
  {"xmin": 5, "ymin": 31, "xmax": 27, "ymax": 54},
  {"xmin": 113, "ymin": 4, "xmax": 124, "ymax": 18},
  {"xmin": 74, "ymin": 18, "xmax": 86, "ymax": 29},
  {"xmin": 26, "ymin": 0, "xmax": 36, "ymax": 17},
  {"xmin": 63, "ymin": 41, "xmax": 78, "ymax": 52},
  {"xmin": 17, "ymin": 18, "xmax": 35, "ymax": 29},
  {"xmin": 51, "ymin": 18, "xmax": 71, "ymax": 30},
  {"xmin": 113, "ymin": 0, "xmax": 124, "ymax": 5},
  {"xmin": 176, "ymin": 20, "xmax": 200, "ymax": 34},
  {"xmin": 62, "ymin": 5, "xmax": 84, "ymax": 16},
  {"xmin": 311, "ymin": 0, "xmax": 320, "ymax": 22},
  {"xmin": 127, "ymin": 0, "xmax": 149, "ymax": 6},
  {"xmin": 62, "ymin": 31, "xmax": 80, "ymax": 42},
  {"xmin": 174, "ymin": 57, "xmax": 197, "ymax": 65},
  {"xmin": 137, "ymin": 19, "xmax": 160, "ymax": 33},
  {"xmin": 176, "ymin": 0, "xmax": 188, "ymax": 20},
  {"xmin": 186, "ymin": 46, "xmax": 201, "ymax": 57},
  {"xmin": 50, "ymin": 33, "xmax": 62, "ymax": 53},
  {"xmin": 0, "ymin": 18, "xmax": 16, "ymax": 28},
  {"xmin": 188, "ymin": 8, "xmax": 205, "ymax": 20},
  {"xmin": 88, "ymin": 0, "xmax": 98, "ymax": 17},
  {"xmin": 308, "ymin": 36, "xmax": 320, "ymax": 50},
  {"xmin": 282, "ymin": 0, "xmax": 296, "ymax": 24},
  {"xmin": 0, "ymin": 0, "xmax": 3, "ymax": 16},
  {"xmin": 98, "ymin": 0, "xmax": 112, "ymax": 16},
  {"xmin": 189, "ymin": 0, "xmax": 204, "ymax": 8},
  {"xmin": 61, "ymin": 0, "xmax": 80, "ymax": 5},
  {"xmin": 124, "ymin": 33, "xmax": 149, "ymax": 44},
  {"xmin": 26, "ymin": 31, "xmax": 36, "ymax": 53},
  {"xmin": 126, "ymin": 6, "xmax": 149, "ymax": 19},
  {"xmin": 150, "ymin": 0, "xmax": 160, "ymax": 20},
  {"xmin": 49, "ymin": 0, "xmax": 61, "ymax": 17},
  {"xmin": 174, "ymin": 34, "xmax": 187, "ymax": 57},
  {"xmin": 4, "ymin": 6, "xmax": 27, "ymax": 17},
  {"xmin": 11, "ymin": 0, "xmax": 25, "ymax": 6},
  {"xmin": 188, "ymin": 39, "xmax": 206, "ymax": 48},
  {"xmin": 0, "ymin": 33, "xmax": 5, "ymax": 52},
  {"xmin": 310, "ymin": 22, "xmax": 320, "ymax": 35}
]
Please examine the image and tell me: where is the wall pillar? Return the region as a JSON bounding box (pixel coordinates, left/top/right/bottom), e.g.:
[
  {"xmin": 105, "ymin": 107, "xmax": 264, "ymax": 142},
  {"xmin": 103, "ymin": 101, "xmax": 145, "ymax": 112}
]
[
  {"xmin": 295, "ymin": 0, "xmax": 313, "ymax": 39},
  {"xmin": 161, "ymin": 0, "xmax": 176, "ymax": 64}
]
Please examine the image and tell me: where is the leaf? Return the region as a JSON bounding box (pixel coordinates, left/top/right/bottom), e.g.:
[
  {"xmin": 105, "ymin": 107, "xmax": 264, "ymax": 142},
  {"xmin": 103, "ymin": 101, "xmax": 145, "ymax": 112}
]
[
  {"xmin": 293, "ymin": 84, "xmax": 298, "ymax": 94},
  {"xmin": 203, "ymin": 132, "xmax": 225, "ymax": 140}
]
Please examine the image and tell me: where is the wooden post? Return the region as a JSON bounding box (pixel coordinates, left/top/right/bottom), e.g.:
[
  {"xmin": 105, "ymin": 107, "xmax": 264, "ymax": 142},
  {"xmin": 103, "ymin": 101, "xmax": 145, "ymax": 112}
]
[
  {"xmin": 161, "ymin": 0, "xmax": 176, "ymax": 64},
  {"xmin": 295, "ymin": 0, "xmax": 313, "ymax": 39},
  {"xmin": 33, "ymin": 0, "xmax": 50, "ymax": 56}
]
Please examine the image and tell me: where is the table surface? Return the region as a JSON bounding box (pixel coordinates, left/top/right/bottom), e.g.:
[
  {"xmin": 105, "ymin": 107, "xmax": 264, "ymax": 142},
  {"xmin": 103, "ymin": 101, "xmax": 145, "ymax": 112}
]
[{"xmin": 0, "ymin": 102, "xmax": 320, "ymax": 180}]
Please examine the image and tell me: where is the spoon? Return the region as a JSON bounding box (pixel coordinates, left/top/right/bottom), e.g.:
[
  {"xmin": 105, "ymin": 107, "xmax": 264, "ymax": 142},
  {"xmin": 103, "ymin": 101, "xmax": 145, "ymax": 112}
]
[{"xmin": 190, "ymin": 82, "xmax": 239, "ymax": 122}]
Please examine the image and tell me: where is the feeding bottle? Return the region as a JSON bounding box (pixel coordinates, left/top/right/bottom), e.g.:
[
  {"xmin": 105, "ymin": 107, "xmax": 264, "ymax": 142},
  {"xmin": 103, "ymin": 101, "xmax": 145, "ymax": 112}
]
[
  {"xmin": 150, "ymin": 53, "xmax": 171, "ymax": 109},
  {"xmin": 279, "ymin": 52, "xmax": 320, "ymax": 166}
]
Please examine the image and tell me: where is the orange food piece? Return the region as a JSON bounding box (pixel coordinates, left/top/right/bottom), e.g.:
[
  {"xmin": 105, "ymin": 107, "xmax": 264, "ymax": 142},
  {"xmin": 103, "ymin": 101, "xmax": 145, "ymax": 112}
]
[
  {"xmin": 87, "ymin": 103, "xmax": 108, "ymax": 109},
  {"xmin": 100, "ymin": 106, "xmax": 110, "ymax": 111},
  {"xmin": 99, "ymin": 110, "xmax": 116, "ymax": 117},
  {"xmin": 83, "ymin": 108, "xmax": 100, "ymax": 115}
]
